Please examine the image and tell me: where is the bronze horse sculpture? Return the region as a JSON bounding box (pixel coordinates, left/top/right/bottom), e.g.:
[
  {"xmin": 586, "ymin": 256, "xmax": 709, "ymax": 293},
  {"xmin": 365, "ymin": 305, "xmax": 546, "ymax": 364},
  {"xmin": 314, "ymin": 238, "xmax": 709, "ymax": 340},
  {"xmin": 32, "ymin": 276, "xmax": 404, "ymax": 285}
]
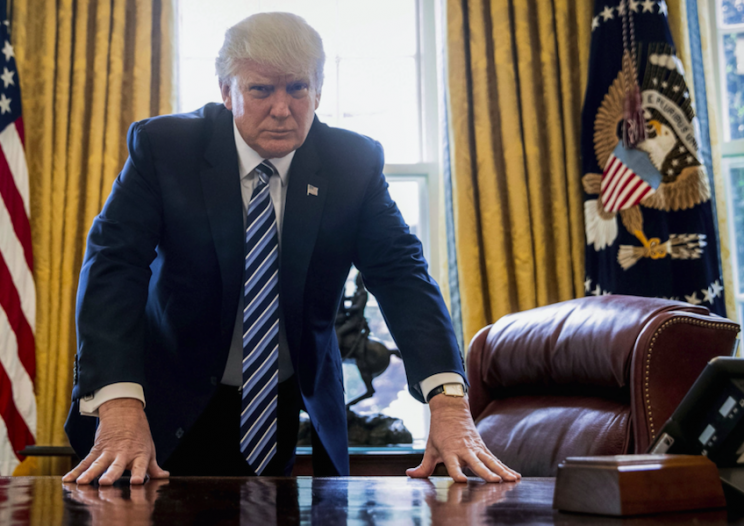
[{"xmin": 335, "ymin": 273, "xmax": 401, "ymax": 408}]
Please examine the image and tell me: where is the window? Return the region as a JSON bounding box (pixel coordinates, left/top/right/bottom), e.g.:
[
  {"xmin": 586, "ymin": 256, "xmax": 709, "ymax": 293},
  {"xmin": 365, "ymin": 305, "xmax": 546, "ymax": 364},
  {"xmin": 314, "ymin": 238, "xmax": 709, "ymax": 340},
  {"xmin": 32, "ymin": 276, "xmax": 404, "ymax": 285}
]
[
  {"xmin": 711, "ymin": 1, "xmax": 744, "ymax": 327},
  {"xmin": 177, "ymin": 0, "xmax": 441, "ymax": 448}
]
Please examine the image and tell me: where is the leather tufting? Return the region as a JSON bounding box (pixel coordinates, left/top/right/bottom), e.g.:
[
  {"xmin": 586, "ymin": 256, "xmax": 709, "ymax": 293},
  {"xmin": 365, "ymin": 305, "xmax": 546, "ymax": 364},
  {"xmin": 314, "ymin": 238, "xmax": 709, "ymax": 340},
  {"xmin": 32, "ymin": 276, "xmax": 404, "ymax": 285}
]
[{"xmin": 467, "ymin": 295, "xmax": 739, "ymax": 476}]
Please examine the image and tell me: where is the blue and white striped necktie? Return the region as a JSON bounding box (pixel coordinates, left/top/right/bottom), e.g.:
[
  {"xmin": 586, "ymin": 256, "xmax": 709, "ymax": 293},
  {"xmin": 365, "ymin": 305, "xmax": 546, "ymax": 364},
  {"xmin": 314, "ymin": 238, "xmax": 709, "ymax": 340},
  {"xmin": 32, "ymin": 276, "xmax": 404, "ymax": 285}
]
[{"xmin": 240, "ymin": 160, "xmax": 280, "ymax": 475}]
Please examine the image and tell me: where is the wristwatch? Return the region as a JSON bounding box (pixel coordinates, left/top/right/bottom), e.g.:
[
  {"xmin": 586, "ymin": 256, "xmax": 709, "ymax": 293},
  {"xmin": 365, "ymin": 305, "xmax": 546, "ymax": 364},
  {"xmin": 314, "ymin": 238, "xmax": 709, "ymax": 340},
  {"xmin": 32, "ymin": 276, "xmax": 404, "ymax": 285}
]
[{"xmin": 426, "ymin": 383, "xmax": 467, "ymax": 403}]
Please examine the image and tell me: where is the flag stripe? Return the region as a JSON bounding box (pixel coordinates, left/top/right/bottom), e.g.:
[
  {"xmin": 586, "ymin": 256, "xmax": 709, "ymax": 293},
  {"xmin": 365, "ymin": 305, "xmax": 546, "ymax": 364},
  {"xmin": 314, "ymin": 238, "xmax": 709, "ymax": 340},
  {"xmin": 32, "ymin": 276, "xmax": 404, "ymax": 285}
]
[
  {"xmin": 0, "ymin": 254, "xmax": 34, "ymax": 379},
  {"xmin": 0, "ymin": 303, "xmax": 36, "ymax": 434},
  {"xmin": 601, "ymin": 156, "xmax": 621, "ymax": 193},
  {"xmin": 0, "ymin": 199, "xmax": 34, "ymax": 329},
  {"xmin": 604, "ymin": 167, "xmax": 631, "ymax": 211},
  {"xmin": 619, "ymin": 180, "xmax": 651, "ymax": 211},
  {"xmin": 0, "ymin": 152, "xmax": 32, "ymax": 270},
  {"xmin": 0, "ymin": 417, "xmax": 19, "ymax": 477},
  {"xmin": 612, "ymin": 176, "xmax": 642, "ymax": 211},
  {"xmin": 0, "ymin": 360, "xmax": 34, "ymax": 461},
  {"xmin": 0, "ymin": 122, "xmax": 29, "ymax": 216},
  {"xmin": 601, "ymin": 163, "xmax": 625, "ymax": 207},
  {"xmin": 14, "ymin": 118, "xmax": 23, "ymax": 146}
]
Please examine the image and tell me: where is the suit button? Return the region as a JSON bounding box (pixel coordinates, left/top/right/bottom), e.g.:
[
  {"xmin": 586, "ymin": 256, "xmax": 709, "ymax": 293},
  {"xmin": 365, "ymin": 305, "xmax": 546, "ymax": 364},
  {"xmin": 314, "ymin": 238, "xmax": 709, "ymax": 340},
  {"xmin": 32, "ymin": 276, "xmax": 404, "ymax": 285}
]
[
  {"xmin": 175, "ymin": 428, "xmax": 184, "ymax": 439},
  {"xmin": 210, "ymin": 376, "xmax": 217, "ymax": 385}
]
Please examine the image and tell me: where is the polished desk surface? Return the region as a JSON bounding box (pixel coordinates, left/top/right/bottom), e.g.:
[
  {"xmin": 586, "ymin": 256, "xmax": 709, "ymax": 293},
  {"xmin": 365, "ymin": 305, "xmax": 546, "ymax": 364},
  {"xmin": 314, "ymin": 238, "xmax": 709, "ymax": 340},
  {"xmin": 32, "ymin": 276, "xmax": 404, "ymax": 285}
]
[{"xmin": 0, "ymin": 476, "xmax": 739, "ymax": 525}]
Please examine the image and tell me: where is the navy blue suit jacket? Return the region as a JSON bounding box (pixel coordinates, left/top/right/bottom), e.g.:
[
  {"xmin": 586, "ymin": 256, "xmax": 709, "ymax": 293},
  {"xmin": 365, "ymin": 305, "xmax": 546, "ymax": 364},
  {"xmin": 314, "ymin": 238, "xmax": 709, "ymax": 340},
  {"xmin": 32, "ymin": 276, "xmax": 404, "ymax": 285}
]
[{"xmin": 65, "ymin": 103, "xmax": 465, "ymax": 475}]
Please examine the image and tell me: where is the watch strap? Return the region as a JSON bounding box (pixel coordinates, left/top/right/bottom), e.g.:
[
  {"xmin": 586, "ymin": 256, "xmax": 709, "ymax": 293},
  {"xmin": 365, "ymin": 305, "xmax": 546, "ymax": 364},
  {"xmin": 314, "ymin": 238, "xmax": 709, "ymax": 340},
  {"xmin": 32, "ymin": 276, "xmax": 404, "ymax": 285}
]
[{"xmin": 426, "ymin": 383, "xmax": 466, "ymax": 403}]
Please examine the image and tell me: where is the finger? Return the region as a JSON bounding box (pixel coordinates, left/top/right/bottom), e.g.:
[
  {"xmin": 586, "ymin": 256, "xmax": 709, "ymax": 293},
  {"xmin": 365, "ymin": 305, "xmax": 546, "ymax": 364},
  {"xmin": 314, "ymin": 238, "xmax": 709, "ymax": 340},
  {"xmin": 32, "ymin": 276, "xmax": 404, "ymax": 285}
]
[
  {"xmin": 464, "ymin": 453, "xmax": 502, "ymax": 483},
  {"xmin": 98, "ymin": 456, "xmax": 128, "ymax": 486},
  {"xmin": 447, "ymin": 483, "xmax": 467, "ymax": 504},
  {"xmin": 442, "ymin": 455, "xmax": 468, "ymax": 483},
  {"xmin": 478, "ymin": 451, "xmax": 521, "ymax": 481},
  {"xmin": 68, "ymin": 485, "xmax": 101, "ymax": 506},
  {"xmin": 76, "ymin": 454, "xmax": 115, "ymax": 485},
  {"xmin": 97, "ymin": 486, "xmax": 125, "ymax": 504},
  {"xmin": 129, "ymin": 455, "xmax": 150, "ymax": 485},
  {"xmin": 145, "ymin": 478, "xmax": 169, "ymax": 501},
  {"xmin": 63, "ymin": 452, "xmax": 99, "ymax": 482},
  {"xmin": 129, "ymin": 484, "xmax": 149, "ymax": 505},
  {"xmin": 406, "ymin": 450, "xmax": 439, "ymax": 478},
  {"xmin": 146, "ymin": 457, "xmax": 170, "ymax": 479}
]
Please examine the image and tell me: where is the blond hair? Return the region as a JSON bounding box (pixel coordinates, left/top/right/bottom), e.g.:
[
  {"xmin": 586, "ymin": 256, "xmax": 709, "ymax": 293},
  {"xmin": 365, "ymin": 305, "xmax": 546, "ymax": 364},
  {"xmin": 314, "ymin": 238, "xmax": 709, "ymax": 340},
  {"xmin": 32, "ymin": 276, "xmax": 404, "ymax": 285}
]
[{"xmin": 216, "ymin": 12, "xmax": 325, "ymax": 89}]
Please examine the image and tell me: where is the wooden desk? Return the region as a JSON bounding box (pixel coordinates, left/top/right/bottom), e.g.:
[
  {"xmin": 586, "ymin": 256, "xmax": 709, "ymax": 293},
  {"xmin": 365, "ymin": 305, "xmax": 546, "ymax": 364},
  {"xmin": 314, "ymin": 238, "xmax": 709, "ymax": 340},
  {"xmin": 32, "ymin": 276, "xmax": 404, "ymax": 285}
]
[{"xmin": 0, "ymin": 476, "xmax": 736, "ymax": 525}]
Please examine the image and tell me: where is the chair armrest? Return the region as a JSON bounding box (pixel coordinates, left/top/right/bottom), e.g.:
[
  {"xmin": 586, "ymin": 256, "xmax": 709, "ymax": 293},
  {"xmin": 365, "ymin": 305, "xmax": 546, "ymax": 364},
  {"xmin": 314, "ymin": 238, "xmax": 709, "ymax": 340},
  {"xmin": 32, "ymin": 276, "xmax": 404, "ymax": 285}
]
[
  {"xmin": 630, "ymin": 311, "xmax": 740, "ymax": 453},
  {"xmin": 466, "ymin": 325, "xmax": 494, "ymax": 421}
]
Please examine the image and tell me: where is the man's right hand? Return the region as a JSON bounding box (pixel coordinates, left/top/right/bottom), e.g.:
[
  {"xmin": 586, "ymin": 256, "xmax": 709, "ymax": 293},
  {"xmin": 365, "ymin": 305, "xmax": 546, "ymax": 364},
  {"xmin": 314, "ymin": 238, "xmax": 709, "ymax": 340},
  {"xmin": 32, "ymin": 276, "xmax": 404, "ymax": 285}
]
[{"xmin": 63, "ymin": 398, "xmax": 170, "ymax": 485}]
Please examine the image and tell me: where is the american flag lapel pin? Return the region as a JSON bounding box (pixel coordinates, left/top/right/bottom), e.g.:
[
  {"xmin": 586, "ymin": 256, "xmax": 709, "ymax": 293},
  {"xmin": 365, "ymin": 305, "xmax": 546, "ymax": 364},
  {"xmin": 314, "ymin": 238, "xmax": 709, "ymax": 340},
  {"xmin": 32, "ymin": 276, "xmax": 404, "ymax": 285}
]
[{"xmin": 307, "ymin": 184, "xmax": 319, "ymax": 196}]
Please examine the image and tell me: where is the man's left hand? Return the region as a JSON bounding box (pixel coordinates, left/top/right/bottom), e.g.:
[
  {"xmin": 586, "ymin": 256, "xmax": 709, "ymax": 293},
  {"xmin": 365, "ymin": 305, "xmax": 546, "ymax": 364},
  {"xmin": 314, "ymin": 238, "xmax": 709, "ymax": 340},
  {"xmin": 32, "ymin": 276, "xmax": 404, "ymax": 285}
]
[{"xmin": 406, "ymin": 395, "xmax": 521, "ymax": 483}]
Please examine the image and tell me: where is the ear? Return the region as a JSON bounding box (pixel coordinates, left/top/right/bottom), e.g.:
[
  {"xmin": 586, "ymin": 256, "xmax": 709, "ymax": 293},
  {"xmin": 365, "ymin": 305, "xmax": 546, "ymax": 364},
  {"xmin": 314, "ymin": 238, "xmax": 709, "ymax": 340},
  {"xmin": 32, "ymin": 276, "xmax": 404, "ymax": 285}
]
[
  {"xmin": 314, "ymin": 89, "xmax": 321, "ymax": 111},
  {"xmin": 219, "ymin": 79, "xmax": 232, "ymax": 110}
]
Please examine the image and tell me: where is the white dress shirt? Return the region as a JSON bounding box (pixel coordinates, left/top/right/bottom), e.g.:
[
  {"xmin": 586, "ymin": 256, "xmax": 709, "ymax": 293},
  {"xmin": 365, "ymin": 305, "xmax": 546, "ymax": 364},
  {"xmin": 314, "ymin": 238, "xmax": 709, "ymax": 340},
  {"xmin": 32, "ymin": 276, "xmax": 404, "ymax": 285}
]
[{"xmin": 80, "ymin": 119, "xmax": 464, "ymax": 416}]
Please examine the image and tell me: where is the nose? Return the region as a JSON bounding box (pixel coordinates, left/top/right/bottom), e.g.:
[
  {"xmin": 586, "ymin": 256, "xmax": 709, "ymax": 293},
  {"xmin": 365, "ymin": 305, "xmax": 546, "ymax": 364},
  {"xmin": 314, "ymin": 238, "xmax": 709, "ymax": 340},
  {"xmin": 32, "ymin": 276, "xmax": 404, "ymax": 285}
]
[{"xmin": 269, "ymin": 91, "xmax": 291, "ymax": 119}]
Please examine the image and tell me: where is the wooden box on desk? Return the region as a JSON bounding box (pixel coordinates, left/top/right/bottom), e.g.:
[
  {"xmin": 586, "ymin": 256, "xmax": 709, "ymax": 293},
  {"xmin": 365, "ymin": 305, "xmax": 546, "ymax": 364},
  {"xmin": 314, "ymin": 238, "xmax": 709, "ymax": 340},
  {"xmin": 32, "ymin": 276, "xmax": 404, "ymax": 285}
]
[{"xmin": 553, "ymin": 454, "xmax": 725, "ymax": 516}]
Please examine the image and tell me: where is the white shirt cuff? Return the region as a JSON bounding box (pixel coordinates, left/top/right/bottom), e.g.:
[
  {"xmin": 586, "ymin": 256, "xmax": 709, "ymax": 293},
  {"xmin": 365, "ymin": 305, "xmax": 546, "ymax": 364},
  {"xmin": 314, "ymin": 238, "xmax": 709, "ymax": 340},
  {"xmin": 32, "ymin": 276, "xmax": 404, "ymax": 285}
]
[
  {"xmin": 79, "ymin": 383, "xmax": 146, "ymax": 417},
  {"xmin": 419, "ymin": 373, "xmax": 466, "ymax": 403}
]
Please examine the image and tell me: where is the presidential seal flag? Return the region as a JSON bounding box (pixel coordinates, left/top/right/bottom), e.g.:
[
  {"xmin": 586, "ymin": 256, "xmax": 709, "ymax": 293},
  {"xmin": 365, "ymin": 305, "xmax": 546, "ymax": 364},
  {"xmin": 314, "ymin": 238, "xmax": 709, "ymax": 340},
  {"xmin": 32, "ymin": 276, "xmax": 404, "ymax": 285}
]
[
  {"xmin": 581, "ymin": 0, "xmax": 725, "ymax": 314},
  {"xmin": 0, "ymin": 0, "xmax": 37, "ymax": 475}
]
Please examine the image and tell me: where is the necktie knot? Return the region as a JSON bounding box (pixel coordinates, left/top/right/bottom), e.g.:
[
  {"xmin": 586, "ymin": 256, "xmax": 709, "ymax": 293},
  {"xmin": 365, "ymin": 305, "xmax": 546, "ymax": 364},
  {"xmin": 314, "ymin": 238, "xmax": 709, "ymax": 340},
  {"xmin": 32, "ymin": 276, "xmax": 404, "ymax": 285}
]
[{"xmin": 254, "ymin": 160, "xmax": 276, "ymax": 187}]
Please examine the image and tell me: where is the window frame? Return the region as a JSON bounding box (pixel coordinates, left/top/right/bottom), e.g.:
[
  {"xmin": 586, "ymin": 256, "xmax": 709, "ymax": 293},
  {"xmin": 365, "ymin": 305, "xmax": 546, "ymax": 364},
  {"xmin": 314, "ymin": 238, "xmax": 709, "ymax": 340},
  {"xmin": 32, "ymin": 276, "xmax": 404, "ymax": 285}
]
[
  {"xmin": 384, "ymin": 0, "xmax": 441, "ymax": 274},
  {"xmin": 709, "ymin": 0, "xmax": 744, "ymax": 326}
]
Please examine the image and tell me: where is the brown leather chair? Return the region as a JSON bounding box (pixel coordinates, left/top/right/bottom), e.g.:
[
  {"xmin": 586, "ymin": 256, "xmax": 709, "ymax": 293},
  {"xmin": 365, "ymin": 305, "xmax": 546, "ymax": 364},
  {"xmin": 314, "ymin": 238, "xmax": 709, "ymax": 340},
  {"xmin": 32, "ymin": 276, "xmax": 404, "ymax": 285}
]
[{"xmin": 467, "ymin": 295, "xmax": 740, "ymax": 476}]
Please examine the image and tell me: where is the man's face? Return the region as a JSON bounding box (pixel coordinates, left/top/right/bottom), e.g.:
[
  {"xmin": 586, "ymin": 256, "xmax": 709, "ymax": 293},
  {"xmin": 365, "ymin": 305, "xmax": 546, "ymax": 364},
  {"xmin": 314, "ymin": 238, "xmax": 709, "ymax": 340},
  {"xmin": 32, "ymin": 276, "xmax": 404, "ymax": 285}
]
[{"xmin": 220, "ymin": 60, "xmax": 321, "ymax": 159}]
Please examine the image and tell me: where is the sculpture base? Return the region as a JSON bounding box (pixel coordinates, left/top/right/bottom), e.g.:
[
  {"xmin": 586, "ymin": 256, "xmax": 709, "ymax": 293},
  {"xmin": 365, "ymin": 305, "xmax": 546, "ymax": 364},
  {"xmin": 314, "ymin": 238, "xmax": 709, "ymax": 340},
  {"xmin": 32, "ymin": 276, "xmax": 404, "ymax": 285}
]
[
  {"xmin": 553, "ymin": 454, "xmax": 726, "ymax": 516},
  {"xmin": 297, "ymin": 409, "xmax": 412, "ymax": 447}
]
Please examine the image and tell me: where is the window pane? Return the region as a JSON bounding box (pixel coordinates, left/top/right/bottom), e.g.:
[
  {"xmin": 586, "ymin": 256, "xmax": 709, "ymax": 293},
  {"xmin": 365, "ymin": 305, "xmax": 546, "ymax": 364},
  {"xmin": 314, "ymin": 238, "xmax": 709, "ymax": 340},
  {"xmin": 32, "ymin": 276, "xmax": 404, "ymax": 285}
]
[
  {"xmin": 338, "ymin": 58, "xmax": 420, "ymax": 163},
  {"xmin": 722, "ymin": 33, "xmax": 744, "ymax": 140},
  {"xmin": 179, "ymin": 58, "xmax": 222, "ymax": 112},
  {"xmin": 729, "ymin": 165, "xmax": 744, "ymax": 293},
  {"xmin": 388, "ymin": 180, "xmax": 421, "ymax": 239},
  {"xmin": 338, "ymin": 0, "xmax": 417, "ymax": 57},
  {"xmin": 721, "ymin": 0, "xmax": 744, "ymax": 26}
]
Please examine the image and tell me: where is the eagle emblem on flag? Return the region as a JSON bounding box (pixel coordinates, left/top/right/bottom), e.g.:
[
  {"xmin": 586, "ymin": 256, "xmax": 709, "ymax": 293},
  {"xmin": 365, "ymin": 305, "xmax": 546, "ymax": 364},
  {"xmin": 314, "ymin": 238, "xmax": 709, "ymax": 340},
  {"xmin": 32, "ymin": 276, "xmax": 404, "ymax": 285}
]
[{"xmin": 584, "ymin": 43, "xmax": 710, "ymax": 270}]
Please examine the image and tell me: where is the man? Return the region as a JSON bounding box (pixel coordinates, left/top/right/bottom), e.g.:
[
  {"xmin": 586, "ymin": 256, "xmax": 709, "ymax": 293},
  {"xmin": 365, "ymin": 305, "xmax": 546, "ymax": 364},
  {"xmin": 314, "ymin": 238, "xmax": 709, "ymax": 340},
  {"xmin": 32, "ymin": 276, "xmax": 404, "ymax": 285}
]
[{"xmin": 64, "ymin": 12, "xmax": 519, "ymax": 485}]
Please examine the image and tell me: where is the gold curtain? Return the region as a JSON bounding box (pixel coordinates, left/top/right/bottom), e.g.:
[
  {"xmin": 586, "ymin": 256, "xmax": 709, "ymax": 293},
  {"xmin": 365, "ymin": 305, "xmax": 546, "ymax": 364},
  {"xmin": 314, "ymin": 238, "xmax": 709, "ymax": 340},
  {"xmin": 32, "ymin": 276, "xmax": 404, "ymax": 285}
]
[
  {"xmin": 11, "ymin": 0, "xmax": 175, "ymax": 476},
  {"xmin": 446, "ymin": 0, "xmax": 592, "ymax": 346}
]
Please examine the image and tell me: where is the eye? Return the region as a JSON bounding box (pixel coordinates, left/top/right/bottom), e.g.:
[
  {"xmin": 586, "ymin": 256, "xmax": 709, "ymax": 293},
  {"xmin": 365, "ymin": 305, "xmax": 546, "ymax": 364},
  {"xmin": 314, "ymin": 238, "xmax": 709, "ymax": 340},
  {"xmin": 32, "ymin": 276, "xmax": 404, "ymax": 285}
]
[
  {"xmin": 288, "ymin": 82, "xmax": 309, "ymax": 97},
  {"xmin": 248, "ymin": 85, "xmax": 273, "ymax": 98}
]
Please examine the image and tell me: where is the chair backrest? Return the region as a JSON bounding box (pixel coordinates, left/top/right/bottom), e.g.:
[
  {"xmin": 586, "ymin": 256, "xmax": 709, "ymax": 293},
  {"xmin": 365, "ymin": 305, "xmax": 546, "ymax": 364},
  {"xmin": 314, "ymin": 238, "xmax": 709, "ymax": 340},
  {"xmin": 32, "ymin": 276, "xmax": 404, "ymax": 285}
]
[{"xmin": 467, "ymin": 295, "xmax": 739, "ymax": 476}]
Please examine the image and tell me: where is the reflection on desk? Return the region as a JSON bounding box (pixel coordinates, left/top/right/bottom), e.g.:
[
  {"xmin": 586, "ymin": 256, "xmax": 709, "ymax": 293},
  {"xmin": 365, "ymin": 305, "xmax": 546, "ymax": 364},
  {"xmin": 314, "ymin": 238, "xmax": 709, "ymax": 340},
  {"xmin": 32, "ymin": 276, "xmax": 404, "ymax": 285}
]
[{"xmin": 0, "ymin": 476, "xmax": 732, "ymax": 525}]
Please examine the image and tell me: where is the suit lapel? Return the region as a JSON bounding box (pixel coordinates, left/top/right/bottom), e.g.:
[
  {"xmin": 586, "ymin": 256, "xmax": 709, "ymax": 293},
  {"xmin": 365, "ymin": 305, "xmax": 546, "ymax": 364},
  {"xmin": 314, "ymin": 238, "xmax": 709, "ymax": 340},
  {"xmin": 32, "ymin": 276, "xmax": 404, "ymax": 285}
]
[
  {"xmin": 281, "ymin": 119, "xmax": 327, "ymax": 356},
  {"xmin": 200, "ymin": 107, "xmax": 244, "ymax": 339}
]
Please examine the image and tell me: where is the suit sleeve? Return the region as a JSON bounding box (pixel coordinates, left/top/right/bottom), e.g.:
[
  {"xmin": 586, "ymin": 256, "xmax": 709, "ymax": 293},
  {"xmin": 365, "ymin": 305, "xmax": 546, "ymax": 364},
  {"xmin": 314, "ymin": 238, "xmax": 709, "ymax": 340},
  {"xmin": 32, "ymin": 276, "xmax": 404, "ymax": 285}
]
[
  {"xmin": 351, "ymin": 142, "xmax": 466, "ymax": 403},
  {"xmin": 72, "ymin": 121, "xmax": 162, "ymax": 401}
]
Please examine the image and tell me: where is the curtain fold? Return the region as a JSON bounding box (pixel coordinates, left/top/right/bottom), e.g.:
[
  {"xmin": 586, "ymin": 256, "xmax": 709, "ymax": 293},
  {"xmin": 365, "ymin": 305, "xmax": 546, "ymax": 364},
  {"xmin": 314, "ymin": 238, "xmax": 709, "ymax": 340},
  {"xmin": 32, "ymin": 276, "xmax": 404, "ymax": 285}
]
[
  {"xmin": 445, "ymin": 0, "xmax": 592, "ymax": 346},
  {"xmin": 11, "ymin": 0, "xmax": 175, "ymax": 476}
]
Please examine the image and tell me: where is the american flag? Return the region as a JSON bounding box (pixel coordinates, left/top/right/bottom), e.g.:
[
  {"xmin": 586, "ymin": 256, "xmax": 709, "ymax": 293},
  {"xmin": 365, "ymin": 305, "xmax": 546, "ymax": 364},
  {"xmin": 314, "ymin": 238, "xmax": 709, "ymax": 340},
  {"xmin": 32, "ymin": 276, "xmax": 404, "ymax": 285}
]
[
  {"xmin": 0, "ymin": 0, "xmax": 36, "ymax": 475},
  {"xmin": 600, "ymin": 142, "xmax": 661, "ymax": 213}
]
